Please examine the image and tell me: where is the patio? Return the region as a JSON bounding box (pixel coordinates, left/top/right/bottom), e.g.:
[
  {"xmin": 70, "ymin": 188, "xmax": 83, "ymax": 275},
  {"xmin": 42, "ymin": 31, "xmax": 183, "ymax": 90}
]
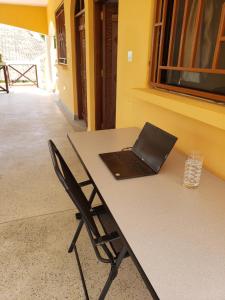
[
  {"xmin": 0, "ymin": 87, "xmax": 151, "ymax": 299},
  {"xmin": 0, "ymin": 0, "xmax": 225, "ymax": 299}
]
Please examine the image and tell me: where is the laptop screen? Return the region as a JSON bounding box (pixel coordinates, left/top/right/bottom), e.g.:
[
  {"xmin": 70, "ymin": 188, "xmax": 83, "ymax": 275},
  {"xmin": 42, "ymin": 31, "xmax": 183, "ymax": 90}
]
[{"xmin": 132, "ymin": 122, "xmax": 177, "ymax": 173}]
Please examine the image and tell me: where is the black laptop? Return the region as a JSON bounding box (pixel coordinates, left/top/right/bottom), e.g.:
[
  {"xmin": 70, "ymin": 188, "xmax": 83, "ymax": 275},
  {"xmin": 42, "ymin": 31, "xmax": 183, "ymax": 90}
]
[{"xmin": 99, "ymin": 122, "xmax": 177, "ymax": 180}]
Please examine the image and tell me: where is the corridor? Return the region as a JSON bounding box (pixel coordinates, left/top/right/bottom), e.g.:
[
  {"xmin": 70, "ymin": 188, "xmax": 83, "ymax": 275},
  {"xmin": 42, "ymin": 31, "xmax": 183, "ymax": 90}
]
[{"xmin": 0, "ymin": 88, "xmax": 151, "ymax": 299}]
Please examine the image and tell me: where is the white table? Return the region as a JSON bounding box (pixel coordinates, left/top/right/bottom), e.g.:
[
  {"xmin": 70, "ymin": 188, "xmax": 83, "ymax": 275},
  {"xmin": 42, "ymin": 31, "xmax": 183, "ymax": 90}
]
[{"xmin": 68, "ymin": 128, "xmax": 225, "ymax": 300}]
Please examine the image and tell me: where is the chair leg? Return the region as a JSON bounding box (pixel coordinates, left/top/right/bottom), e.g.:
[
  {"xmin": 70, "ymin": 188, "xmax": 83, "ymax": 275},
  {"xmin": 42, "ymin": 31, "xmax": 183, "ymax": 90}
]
[
  {"xmin": 98, "ymin": 246, "xmax": 127, "ymax": 300},
  {"xmin": 68, "ymin": 220, "xmax": 84, "ymax": 253},
  {"xmin": 98, "ymin": 265, "xmax": 117, "ymax": 300},
  {"xmin": 74, "ymin": 245, "xmax": 89, "ymax": 300}
]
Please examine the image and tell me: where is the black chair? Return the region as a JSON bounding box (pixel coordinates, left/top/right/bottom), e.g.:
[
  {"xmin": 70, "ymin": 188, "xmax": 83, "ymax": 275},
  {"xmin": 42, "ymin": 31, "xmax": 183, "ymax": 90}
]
[{"xmin": 48, "ymin": 140, "xmax": 129, "ymax": 299}]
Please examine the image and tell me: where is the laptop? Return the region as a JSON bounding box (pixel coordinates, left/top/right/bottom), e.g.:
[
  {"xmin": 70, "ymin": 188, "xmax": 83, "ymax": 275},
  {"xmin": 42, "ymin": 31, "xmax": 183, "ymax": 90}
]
[{"xmin": 99, "ymin": 122, "xmax": 178, "ymax": 180}]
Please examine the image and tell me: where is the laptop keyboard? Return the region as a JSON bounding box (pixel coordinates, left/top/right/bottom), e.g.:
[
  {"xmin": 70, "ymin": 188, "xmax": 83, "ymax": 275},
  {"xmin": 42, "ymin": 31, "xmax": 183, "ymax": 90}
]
[{"xmin": 99, "ymin": 150, "xmax": 155, "ymax": 179}]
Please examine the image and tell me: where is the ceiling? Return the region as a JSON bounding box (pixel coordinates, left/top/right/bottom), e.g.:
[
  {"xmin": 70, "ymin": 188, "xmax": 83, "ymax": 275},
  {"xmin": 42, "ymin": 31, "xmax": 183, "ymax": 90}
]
[{"xmin": 0, "ymin": 0, "xmax": 47, "ymax": 6}]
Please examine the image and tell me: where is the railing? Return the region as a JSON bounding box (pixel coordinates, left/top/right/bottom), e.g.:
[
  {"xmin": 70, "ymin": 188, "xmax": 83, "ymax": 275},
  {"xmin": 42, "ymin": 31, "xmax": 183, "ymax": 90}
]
[
  {"xmin": 0, "ymin": 65, "xmax": 9, "ymax": 93},
  {"xmin": 7, "ymin": 64, "xmax": 39, "ymax": 87}
]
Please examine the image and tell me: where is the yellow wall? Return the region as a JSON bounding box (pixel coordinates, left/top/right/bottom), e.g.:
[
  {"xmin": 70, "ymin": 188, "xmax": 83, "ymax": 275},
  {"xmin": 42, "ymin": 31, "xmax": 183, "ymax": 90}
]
[
  {"xmin": 0, "ymin": 4, "xmax": 47, "ymax": 34},
  {"xmin": 116, "ymin": 0, "xmax": 225, "ymax": 180},
  {"xmin": 46, "ymin": 0, "xmax": 225, "ymax": 179},
  {"xmin": 85, "ymin": 0, "xmax": 96, "ymax": 129}
]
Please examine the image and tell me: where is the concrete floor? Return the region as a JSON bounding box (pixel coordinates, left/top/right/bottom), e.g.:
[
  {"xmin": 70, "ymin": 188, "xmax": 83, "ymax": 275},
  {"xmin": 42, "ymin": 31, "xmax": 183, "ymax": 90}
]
[{"xmin": 0, "ymin": 87, "xmax": 152, "ymax": 299}]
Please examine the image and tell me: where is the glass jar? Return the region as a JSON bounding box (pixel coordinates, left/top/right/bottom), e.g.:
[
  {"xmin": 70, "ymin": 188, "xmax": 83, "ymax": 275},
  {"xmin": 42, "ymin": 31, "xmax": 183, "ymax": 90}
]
[{"xmin": 183, "ymin": 152, "xmax": 203, "ymax": 188}]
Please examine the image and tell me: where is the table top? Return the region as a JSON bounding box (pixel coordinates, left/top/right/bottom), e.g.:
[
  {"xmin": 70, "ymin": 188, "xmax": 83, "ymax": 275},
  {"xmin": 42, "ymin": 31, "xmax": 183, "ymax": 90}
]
[{"xmin": 68, "ymin": 128, "xmax": 225, "ymax": 300}]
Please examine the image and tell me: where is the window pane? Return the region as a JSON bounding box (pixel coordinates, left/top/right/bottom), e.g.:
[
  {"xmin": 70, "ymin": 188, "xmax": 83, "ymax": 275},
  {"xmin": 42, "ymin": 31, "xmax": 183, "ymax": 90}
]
[
  {"xmin": 157, "ymin": 0, "xmax": 164, "ymax": 23},
  {"xmin": 218, "ymin": 41, "xmax": 225, "ymax": 69},
  {"xmin": 166, "ymin": 0, "xmax": 197, "ymax": 67},
  {"xmin": 195, "ymin": 0, "xmax": 224, "ymax": 68},
  {"xmin": 55, "ymin": 4, "xmax": 67, "ymax": 63},
  {"xmin": 153, "ymin": 29, "xmax": 161, "ymax": 81},
  {"xmin": 167, "ymin": 0, "xmax": 224, "ymax": 68},
  {"xmin": 164, "ymin": 70, "xmax": 225, "ymax": 96},
  {"xmin": 182, "ymin": 0, "xmax": 197, "ymax": 67},
  {"xmin": 171, "ymin": 0, "xmax": 185, "ymax": 66}
]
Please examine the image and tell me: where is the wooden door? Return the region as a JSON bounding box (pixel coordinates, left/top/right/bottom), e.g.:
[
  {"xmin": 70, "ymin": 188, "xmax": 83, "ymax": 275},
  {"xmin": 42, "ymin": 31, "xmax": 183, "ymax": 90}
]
[
  {"xmin": 102, "ymin": 3, "xmax": 118, "ymax": 129},
  {"xmin": 75, "ymin": 13, "xmax": 87, "ymax": 124},
  {"xmin": 95, "ymin": 1, "xmax": 118, "ymax": 130}
]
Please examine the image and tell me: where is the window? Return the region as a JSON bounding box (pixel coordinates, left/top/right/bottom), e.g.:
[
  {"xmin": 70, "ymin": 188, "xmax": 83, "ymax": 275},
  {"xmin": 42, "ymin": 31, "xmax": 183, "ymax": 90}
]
[
  {"xmin": 55, "ymin": 3, "xmax": 67, "ymax": 64},
  {"xmin": 75, "ymin": 0, "xmax": 85, "ymax": 15},
  {"xmin": 151, "ymin": 0, "xmax": 225, "ymax": 103}
]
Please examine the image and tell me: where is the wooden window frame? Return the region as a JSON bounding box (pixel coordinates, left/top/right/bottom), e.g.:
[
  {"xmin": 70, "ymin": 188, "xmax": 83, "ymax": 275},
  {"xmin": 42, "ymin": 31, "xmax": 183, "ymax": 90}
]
[
  {"xmin": 150, "ymin": 0, "xmax": 225, "ymax": 103},
  {"xmin": 75, "ymin": 0, "xmax": 85, "ymax": 15},
  {"xmin": 55, "ymin": 3, "xmax": 67, "ymax": 65}
]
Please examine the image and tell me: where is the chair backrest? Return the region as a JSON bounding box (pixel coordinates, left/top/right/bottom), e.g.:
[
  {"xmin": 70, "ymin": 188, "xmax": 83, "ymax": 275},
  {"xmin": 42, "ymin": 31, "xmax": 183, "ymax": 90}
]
[{"xmin": 48, "ymin": 140, "xmax": 100, "ymax": 238}]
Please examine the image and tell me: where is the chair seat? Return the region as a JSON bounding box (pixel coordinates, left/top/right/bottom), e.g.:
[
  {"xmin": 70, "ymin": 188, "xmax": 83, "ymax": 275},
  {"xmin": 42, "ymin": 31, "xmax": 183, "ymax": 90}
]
[{"xmin": 97, "ymin": 208, "xmax": 126, "ymax": 256}]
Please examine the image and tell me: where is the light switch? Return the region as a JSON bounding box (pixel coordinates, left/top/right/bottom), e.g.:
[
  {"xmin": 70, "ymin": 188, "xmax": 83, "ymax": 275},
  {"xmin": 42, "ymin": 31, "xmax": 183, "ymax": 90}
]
[{"xmin": 128, "ymin": 50, "xmax": 133, "ymax": 62}]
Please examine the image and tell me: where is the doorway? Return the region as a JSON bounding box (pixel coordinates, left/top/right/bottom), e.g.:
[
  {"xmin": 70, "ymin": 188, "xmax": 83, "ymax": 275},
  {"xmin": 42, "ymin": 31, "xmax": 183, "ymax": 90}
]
[
  {"xmin": 75, "ymin": 0, "xmax": 88, "ymax": 124},
  {"xmin": 94, "ymin": 0, "xmax": 119, "ymax": 130}
]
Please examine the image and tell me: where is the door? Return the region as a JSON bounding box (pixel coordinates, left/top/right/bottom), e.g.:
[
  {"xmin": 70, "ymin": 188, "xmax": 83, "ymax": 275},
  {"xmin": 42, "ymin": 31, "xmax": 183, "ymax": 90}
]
[
  {"xmin": 95, "ymin": 1, "xmax": 119, "ymax": 130},
  {"xmin": 75, "ymin": 12, "xmax": 87, "ymax": 124}
]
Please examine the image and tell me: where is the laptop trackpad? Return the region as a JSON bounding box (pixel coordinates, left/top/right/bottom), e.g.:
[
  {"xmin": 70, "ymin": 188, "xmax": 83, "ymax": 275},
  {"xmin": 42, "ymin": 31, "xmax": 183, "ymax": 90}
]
[{"xmin": 99, "ymin": 151, "xmax": 156, "ymax": 180}]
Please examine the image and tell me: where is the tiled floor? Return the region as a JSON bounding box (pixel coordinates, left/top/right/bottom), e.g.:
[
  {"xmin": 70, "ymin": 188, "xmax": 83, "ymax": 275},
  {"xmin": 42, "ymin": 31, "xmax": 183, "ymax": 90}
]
[{"xmin": 0, "ymin": 87, "xmax": 152, "ymax": 299}]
